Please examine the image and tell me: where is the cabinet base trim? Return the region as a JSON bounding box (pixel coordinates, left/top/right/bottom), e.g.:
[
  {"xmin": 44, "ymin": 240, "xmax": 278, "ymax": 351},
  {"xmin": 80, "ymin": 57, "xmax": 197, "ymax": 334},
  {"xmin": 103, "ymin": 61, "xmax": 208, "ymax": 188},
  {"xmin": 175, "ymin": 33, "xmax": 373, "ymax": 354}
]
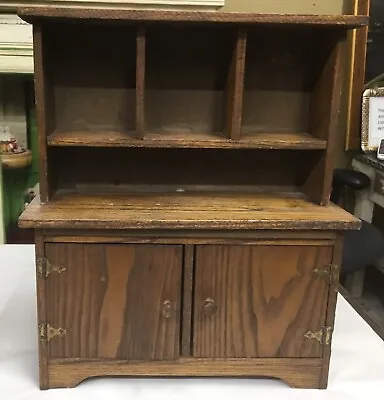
[{"xmin": 46, "ymin": 358, "xmax": 324, "ymax": 390}]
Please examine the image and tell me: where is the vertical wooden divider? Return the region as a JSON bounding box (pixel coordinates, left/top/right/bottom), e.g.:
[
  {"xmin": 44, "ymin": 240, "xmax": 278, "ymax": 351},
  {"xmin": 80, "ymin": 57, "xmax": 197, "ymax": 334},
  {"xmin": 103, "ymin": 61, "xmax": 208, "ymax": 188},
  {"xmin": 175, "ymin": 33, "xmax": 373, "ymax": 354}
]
[
  {"xmin": 136, "ymin": 26, "xmax": 146, "ymax": 140},
  {"xmin": 224, "ymin": 28, "xmax": 247, "ymax": 140},
  {"xmin": 33, "ymin": 24, "xmax": 54, "ymax": 202},
  {"xmin": 303, "ymin": 34, "xmax": 345, "ymax": 205},
  {"xmin": 181, "ymin": 245, "xmax": 194, "ymax": 357}
]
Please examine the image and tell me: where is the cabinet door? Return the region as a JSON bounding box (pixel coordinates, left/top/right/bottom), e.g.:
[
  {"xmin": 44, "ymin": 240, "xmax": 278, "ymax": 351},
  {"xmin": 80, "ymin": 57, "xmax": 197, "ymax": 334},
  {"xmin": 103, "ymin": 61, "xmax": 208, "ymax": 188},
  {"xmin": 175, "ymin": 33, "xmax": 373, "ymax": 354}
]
[
  {"xmin": 193, "ymin": 244, "xmax": 332, "ymax": 358},
  {"xmin": 45, "ymin": 243, "xmax": 182, "ymax": 360}
]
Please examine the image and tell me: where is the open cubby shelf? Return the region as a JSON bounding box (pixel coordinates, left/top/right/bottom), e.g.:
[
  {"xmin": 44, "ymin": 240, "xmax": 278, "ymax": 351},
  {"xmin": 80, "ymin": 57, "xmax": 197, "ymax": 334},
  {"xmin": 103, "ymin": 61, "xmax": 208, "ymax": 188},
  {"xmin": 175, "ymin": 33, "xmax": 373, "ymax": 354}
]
[
  {"xmin": 42, "ymin": 21, "xmax": 344, "ymax": 150},
  {"xmin": 30, "ymin": 12, "xmax": 363, "ymax": 205},
  {"xmin": 48, "ymin": 147, "xmax": 322, "ymax": 189}
]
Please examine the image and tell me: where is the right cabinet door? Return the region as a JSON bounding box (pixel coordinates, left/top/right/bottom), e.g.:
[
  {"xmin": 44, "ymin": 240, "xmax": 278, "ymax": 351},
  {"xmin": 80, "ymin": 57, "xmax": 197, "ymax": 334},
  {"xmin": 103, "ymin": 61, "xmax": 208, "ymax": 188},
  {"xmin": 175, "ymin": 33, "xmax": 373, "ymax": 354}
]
[{"xmin": 193, "ymin": 244, "xmax": 333, "ymax": 358}]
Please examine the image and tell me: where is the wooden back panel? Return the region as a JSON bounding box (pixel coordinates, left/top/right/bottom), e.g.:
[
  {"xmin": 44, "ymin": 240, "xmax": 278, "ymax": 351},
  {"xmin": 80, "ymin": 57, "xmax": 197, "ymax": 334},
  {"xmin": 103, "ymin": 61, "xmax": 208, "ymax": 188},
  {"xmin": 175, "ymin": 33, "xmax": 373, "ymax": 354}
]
[
  {"xmin": 45, "ymin": 22, "xmax": 137, "ymax": 133},
  {"xmin": 145, "ymin": 25, "xmax": 236, "ymax": 135},
  {"xmin": 242, "ymin": 26, "xmax": 335, "ymax": 135},
  {"xmin": 50, "ymin": 147, "xmax": 321, "ymax": 191}
]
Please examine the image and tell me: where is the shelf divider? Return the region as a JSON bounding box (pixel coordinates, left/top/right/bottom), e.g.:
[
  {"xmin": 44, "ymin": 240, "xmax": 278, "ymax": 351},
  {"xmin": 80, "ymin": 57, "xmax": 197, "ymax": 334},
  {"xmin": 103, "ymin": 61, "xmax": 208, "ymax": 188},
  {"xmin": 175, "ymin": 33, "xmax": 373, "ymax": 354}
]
[
  {"xmin": 225, "ymin": 28, "xmax": 247, "ymax": 140},
  {"xmin": 303, "ymin": 33, "xmax": 345, "ymax": 205},
  {"xmin": 136, "ymin": 25, "xmax": 146, "ymax": 140}
]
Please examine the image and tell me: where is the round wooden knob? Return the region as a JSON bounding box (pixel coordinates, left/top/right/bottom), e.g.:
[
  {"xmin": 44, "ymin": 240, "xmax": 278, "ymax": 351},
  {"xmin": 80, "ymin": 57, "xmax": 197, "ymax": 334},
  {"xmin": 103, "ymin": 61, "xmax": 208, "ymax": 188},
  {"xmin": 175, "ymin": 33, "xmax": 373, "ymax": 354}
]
[
  {"xmin": 204, "ymin": 298, "xmax": 217, "ymax": 317},
  {"xmin": 162, "ymin": 300, "xmax": 173, "ymax": 319}
]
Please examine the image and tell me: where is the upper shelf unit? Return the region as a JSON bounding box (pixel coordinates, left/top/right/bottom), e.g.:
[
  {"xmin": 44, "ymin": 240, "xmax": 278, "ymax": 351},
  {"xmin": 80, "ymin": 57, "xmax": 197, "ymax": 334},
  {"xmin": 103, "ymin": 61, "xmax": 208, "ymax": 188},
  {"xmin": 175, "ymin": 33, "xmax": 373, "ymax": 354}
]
[
  {"xmin": 22, "ymin": 8, "xmax": 368, "ymax": 205},
  {"xmin": 20, "ymin": 9, "xmax": 368, "ymax": 151}
]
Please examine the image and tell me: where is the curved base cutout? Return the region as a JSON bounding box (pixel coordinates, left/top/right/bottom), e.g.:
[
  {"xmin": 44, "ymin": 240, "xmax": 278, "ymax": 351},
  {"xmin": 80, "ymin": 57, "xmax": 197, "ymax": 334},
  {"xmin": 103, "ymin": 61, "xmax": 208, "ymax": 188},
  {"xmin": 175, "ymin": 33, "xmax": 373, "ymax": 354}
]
[{"xmin": 44, "ymin": 358, "xmax": 325, "ymax": 390}]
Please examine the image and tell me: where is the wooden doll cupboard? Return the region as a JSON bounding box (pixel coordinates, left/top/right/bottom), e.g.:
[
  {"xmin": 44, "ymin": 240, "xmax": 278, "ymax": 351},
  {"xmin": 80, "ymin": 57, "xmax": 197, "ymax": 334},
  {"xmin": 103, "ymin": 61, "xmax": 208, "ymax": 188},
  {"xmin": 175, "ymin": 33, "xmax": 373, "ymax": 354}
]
[{"xmin": 17, "ymin": 7, "xmax": 367, "ymax": 390}]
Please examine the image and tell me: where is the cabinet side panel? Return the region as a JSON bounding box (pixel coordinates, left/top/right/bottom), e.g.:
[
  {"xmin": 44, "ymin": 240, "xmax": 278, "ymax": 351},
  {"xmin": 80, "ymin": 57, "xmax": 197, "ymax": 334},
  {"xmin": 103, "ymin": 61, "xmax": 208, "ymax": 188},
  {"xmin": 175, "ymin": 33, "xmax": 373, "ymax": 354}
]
[
  {"xmin": 304, "ymin": 34, "xmax": 345, "ymax": 205},
  {"xmin": 33, "ymin": 24, "xmax": 55, "ymax": 202},
  {"xmin": 35, "ymin": 229, "xmax": 48, "ymax": 389},
  {"xmin": 193, "ymin": 244, "xmax": 331, "ymax": 358},
  {"xmin": 320, "ymin": 236, "xmax": 342, "ymax": 388}
]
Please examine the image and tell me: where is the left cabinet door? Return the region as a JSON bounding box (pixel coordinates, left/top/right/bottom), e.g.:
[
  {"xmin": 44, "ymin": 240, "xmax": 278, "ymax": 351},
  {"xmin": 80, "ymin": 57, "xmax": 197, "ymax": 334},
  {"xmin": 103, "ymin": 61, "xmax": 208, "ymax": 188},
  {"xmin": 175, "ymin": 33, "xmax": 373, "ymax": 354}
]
[{"xmin": 44, "ymin": 243, "xmax": 183, "ymax": 361}]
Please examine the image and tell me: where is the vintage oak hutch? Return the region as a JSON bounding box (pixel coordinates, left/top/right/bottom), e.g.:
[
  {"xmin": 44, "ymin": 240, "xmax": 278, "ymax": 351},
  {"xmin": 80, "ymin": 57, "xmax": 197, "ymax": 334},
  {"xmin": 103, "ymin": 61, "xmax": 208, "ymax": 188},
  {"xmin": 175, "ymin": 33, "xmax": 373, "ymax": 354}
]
[{"xmin": 18, "ymin": 7, "xmax": 367, "ymax": 390}]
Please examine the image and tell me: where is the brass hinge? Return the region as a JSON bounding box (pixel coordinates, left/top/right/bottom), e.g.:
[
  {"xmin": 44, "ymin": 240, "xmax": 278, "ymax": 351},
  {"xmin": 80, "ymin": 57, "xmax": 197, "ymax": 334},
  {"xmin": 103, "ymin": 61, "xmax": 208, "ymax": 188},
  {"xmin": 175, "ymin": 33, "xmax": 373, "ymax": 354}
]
[
  {"xmin": 304, "ymin": 326, "xmax": 333, "ymax": 345},
  {"xmin": 313, "ymin": 264, "xmax": 340, "ymax": 285},
  {"xmin": 39, "ymin": 323, "xmax": 67, "ymax": 342},
  {"xmin": 36, "ymin": 258, "xmax": 67, "ymax": 279}
]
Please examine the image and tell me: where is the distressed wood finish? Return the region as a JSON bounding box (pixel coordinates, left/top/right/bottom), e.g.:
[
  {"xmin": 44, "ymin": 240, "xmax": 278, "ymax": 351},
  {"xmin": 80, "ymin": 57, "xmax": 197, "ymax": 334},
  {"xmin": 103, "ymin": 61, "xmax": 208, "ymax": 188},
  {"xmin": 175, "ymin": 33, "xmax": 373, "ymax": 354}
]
[
  {"xmin": 18, "ymin": 8, "xmax": 368, "ymax": 26},
  {"xmin": 181, "ymin": 245, "xmax": 194, "ymax": 357},
  {"xmin": 193, "ymin": 245, "xmax": 331, "ymax": 358},
  {"xmin": 304, "ymin": 37, "xmax": 345, "ymax": 205},
  {"xmin": 47, "ymin": 130, "xmax": 327, "ymax": 150},
  {"xmin": 35, "ymin": 229, "xmax": 48, "ymax": 389},
  {"xmin": 45, "ymin": 243, "xmax": 182, "ymax": 360},
  {"xmin": 136, "ymin": 26, "xmax": 145, "ymax": 140},
  {"xmin": 18, "ymin": 8, "xmax": 367, "ymax": 390},
  {"xmin": 43, "ymin": 229, "xmax": 339, "ymax": 241},
  {"xmin": 225, "ymin": 28, "xmax": 247, "ymax": 140},
  {"xmin": 19, "ymin": 192, "xmax": 360, "ymax": 231},
  {"xmin": 33, "ymin": 24, "xmax": 54, "ymax": 202},
  {"xmin": 47, "ymin": 358, "xmax": 323, "ymax": 389},
  {"xmin": 320, "ymin": 235, "xmax": 343, "ymax": 389}
]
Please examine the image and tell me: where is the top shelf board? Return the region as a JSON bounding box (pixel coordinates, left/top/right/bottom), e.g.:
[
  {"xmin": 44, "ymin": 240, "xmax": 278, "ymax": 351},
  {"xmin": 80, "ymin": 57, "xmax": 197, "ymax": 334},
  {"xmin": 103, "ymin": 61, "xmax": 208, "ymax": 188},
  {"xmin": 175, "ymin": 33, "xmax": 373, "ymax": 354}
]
[{"xmin": 17, "ymin": 8, "xmax": 368, "ymax": 28}]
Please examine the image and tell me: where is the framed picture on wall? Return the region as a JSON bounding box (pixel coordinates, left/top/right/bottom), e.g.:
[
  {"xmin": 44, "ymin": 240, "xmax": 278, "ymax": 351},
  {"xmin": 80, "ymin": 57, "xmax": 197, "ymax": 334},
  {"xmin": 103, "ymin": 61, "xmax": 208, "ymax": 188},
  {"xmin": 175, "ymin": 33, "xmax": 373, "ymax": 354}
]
[{"xmin": 361, "ymin": 88, "xmax": 384, "ymax": 151}]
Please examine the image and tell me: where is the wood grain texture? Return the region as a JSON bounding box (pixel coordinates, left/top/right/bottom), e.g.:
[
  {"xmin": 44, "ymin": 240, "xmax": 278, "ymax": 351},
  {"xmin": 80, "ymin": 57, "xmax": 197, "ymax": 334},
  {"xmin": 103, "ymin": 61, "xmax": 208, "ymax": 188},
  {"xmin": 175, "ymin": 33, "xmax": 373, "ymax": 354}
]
[
  {"xmin": 304, "ymin": 36, "xmax": 345, "ymax": 205},
  {"xmin": 345, "ymin": 0, "xmax": 371, "ymax": 150},
  {"xmin": 136, "ymin": 26, "xmax": 145, "ymax": 140},
  {"xmin": 225, "ymin": 28, "xmax": 246, "ymax": 140},
  {"xmin": 34, "ymin": 229, "xmax": 48, "ymax": 389},
  {"xmin": 18, "ymin": 8, "xmax": 369, "ymax": 27},
  {"xmin": 241, "ymin": 27, "xmax": 324, "ymax": 136},
  {"xmin": 181, "ymin": 245, "xmax": 194, "ymax": 357},
  {"xmin": 43, "ymin": 229, "xmax": 338, "ymax": 241},
  {"xmin": 33, "ymin": 24, "xmax": 53, "ymax": 202},
  {"xmin": 47, "ymin": 130, "xmax": 326, "ymax": 150},
  {"xmin": 47, "ymin": 358, "xmax": 323, "ymax": 389},
  {"xmin": 193, "ymin": 244, "xmax": 332, "ymax": 358},
  {"xmin": 320, "ymin": 235, "xmax": 343, "ymax": 389},
  {"xmin": 46, "ymin": 23, "xmax": 136, "ymax": 134},
  {"xmin": 19, "ymin": 192, "xmax": 361, "ymax": 231},
  {"xmin": 144, "ymin": 25, "xmax": 233, "ymax": 135},
  {"xmin": 44, "ymin": 237, "xmax": 336, "ymax": 246},
  {"xmin": 40, "ymin": 147, "xmax": 320, "ymax": 191},
  {"xmin": 44, "ymin": 243, "xmax": 182, "ymax": 360}
]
